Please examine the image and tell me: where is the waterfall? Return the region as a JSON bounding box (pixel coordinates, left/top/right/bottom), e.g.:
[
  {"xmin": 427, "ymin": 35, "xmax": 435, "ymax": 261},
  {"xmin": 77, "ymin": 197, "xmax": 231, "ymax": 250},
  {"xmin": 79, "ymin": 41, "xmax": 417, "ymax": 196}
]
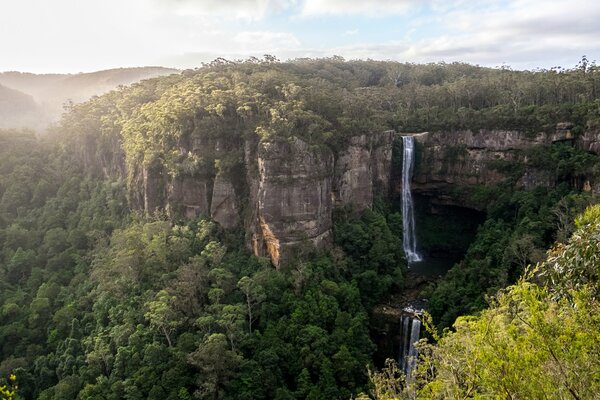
[
  {"xmin": 399, "ymin": 311, "xmax": 422, "ymax": 381},
  {"xmin": 401, "ymin": 136, "xmax": 422, "ymax": 263}
]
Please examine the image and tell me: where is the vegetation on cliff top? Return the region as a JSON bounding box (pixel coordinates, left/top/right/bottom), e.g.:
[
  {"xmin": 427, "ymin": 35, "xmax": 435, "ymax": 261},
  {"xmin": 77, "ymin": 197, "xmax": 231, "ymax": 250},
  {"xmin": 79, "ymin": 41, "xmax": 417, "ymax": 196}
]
[{"xmin": 56, "ymin": 56, "xmax": 600, "ymax": 183}]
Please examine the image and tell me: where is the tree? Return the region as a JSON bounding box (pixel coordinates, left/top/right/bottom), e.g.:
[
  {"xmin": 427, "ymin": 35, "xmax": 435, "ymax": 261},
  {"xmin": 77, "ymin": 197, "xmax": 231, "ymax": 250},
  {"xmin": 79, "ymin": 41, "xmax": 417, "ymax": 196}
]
[
  {"xmin": 237, "ymin": 276, "xmax": 266, "ymax": 333},
  {"xmin": 418, "ymin": 205, "xmax": 600, "ymax": 399},
  {"xmin": 0, "ymin": 374, "xmax": 16, "ymax": 400},
  {"xmin": 188, "ymin": 334, "xmax": 242, "ymax": 400},
  {"xmin": 144, "ymin": 290, "xmax": 181, "ymax": 347}
]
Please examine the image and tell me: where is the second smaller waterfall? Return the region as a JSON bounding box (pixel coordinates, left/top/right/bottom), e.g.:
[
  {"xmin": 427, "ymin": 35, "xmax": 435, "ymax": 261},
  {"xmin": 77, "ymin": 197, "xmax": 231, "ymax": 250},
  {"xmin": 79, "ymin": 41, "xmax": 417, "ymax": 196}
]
[
  {"xmin": 399, "ymin": 308, "xmax": 423, "ymax": 381},
  {"xmin": 401, "ymin": 136, "xmax": 422, "ymax": 263}
]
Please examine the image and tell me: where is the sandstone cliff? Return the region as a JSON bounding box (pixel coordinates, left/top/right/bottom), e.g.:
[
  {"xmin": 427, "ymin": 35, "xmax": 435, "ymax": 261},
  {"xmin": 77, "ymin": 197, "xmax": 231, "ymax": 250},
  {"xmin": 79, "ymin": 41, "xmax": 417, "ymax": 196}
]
[
  {"xmin": 134, "ymin": 131, "xmax": 395, "ymax": 266},
  {"xmin": 128, "ymin": 125, "xmax": 599, "ymax": 266},
  {"xmin": 407, "ymin": 127, "xmax": 600, "ymax": 208}
]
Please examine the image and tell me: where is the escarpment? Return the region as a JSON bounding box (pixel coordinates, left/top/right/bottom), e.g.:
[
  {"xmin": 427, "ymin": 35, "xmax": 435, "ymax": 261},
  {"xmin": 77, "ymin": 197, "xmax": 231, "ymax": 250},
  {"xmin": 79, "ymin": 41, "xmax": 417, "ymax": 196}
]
[
  {"xmin": 409, "ymin": 129, "xmax": 553, "ymax": 205},
  {"xmin": 407, "ymin": 126, "xmax": 600, "ymax": 209},
  {"xmin": 128, "ymin": 131, "xmax": 395, "ymax": 266},
  {"xmin": 333, "ymin": 131, "xmax": 395, "ymax": 210},
  {"xmin": 253, "ymin": 137, "xmax": 333, "ymax": 266},
  {"xmin": 108, "ymin": 123, "xmax": 600, "ymax": 267}
]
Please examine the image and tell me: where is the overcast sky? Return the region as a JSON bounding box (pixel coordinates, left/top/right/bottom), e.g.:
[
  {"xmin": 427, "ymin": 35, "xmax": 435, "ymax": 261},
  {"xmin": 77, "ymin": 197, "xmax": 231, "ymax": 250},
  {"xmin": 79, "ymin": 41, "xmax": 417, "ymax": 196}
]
[{"xmin": 1, "ymin": 0, "xmax": 598, "ymax": 73}]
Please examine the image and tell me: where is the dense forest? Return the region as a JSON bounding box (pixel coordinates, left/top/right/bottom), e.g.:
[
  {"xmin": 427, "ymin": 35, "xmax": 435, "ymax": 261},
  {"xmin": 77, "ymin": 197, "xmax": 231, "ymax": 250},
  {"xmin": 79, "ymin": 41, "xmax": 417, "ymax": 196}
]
[{"xmin": 1, "ymin": 57, "xmax": 599, "ymax": 399}]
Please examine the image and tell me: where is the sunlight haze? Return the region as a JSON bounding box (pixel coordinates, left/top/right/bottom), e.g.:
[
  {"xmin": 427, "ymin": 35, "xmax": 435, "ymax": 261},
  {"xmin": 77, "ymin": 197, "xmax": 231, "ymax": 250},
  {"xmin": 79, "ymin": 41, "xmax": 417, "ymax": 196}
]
[{"xmin": 2, "ymin": 0, "xmax": 599, "ymax": 73}]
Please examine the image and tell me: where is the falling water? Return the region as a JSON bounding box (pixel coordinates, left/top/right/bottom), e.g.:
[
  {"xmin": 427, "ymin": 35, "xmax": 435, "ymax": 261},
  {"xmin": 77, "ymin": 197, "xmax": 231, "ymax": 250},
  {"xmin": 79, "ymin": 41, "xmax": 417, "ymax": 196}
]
[
  {"xmin": 401, "ymin": 136, "xmax": 422, "ymax": 263},
  {"xmin": 399, "ymin": 309, "xmax": 422, "ymax": 381}
]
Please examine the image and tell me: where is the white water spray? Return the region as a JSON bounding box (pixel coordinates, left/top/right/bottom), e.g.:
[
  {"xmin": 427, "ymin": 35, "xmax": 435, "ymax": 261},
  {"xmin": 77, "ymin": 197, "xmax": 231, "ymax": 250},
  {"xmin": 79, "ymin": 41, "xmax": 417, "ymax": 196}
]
[
  {"xmin": 399, "ymin": 312, "xmax": 422, "ymax": 381},
  {"xmin": 398, "ymin": 306, "xmax": 423, "ymax": 383},
  {"xmin": 401, "ymin": 136, "xmax": 422, "ymax": 263}
]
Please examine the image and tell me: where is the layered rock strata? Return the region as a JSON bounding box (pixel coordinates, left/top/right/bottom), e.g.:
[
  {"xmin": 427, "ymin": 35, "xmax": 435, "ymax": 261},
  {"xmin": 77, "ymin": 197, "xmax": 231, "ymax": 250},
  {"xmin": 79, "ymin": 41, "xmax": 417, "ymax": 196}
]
[
  {"xmin": 138, "ymin": 131, "xmax": 395, "ymax": 266},
  {"xmin": 408, "ymin": 127, "xmax": 600, "ymax": 208}
]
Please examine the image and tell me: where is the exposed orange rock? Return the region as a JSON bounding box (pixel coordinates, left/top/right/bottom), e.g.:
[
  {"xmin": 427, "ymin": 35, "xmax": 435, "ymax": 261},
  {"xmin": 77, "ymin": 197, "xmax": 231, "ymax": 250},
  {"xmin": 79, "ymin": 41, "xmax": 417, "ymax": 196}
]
[{"xmin": 259, "ymin": 216, "xmax": 280, "ymax": 268}]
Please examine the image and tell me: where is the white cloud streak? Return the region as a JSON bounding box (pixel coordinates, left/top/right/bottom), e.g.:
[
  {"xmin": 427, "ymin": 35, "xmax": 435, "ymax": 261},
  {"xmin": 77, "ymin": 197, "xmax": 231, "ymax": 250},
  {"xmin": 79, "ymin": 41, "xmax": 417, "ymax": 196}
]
[
  {"xmin": 1, "ymin": 0, "xmax": 599, "ymax": 72},
  {"xmin": 152, "ymin": 0, "xmax": 295, "ymax": 20},
  {"xmin": 300, "ymin": 0, "xmax": 420, "ymax": 16}
]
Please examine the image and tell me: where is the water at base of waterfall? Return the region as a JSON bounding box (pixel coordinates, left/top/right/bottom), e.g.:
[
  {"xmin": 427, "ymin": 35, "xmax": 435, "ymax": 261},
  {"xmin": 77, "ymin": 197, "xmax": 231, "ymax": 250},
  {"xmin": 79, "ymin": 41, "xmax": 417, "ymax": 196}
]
[{"xmin": 401, "ymin": 136, "xmax": 422, "ymax": 264}]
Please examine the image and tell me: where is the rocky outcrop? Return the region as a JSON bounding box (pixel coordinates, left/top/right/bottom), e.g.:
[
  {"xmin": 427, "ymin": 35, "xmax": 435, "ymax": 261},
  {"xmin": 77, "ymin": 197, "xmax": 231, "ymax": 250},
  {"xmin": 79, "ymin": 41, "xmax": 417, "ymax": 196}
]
[
  {"xmin": 130, "ymin": 122, "xmax": 598, "ymax": 266},
  {"xmin": 137, "ymin": 132, "xmax": 393, "ymax": 265},
  {"xmin": 578, "ymin": 130, "xmax": 600, "ymax": 155},
  {"xmin": 333, "ymin": 131, "xmax": 395, "ymax": 210},
  {"xmin": 255, "ymin": 137, "xmax": 333, "ymax": 267},
  {"xmin": 406, "ymin": 125, "xmax": 600, "ymax": 208},
  {"xmin": 411, "ymin": 130, "xmax": 550, "ymax": 195},
  {"xmin": 210, "ymin": 174, "xmax": 239, "ymax": 229},
  {"xmin": 241, "ymin": 133, "xmax": 395, "ymax": 266},
  {"xmin": 143, "ymin": 161, "xmax": 168, "ymax": 213},
  {"xmin": 334, "ymin": 135, "xmax": 372, "ymax": 209},
  {"xmin": 371, "ymin": 131, "xmax": 396, "ymax": 192},
  {"xmin": 169, "ymin": 174, "xmax": 211, "ymax": 219}
]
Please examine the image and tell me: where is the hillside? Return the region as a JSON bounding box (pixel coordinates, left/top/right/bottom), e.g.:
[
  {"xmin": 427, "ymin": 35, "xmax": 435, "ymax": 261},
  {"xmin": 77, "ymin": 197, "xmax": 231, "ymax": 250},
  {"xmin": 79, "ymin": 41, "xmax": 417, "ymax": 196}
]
[
  {"xmin": 0, "ymin": 84, "xmax": 47, "ymax": 130},
  {"xmin": 0, "ymin": 58, "xmax": 599, "ymax": 399},
  {"xmin": 0, "ymin": 67, "xmax": 179, "ymax": 131}
]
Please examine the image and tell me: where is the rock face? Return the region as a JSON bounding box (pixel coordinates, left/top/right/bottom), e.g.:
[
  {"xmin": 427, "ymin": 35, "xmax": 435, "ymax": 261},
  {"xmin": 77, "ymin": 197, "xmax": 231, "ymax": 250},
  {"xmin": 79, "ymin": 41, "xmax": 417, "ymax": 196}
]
[
  {"xmin": 406, "ymin": 126, "xmax": 600, "ymax": 208},
  {"xmin": 133, "ymin": 132, "xmax": 395, "ymax": 266},
  {"xmin": 578, "ymin": 130, "xmax": 600, "ymax": 155},
  {"xmin": 411, "ymin": 130, "xmax": 551, "ymax": 195},
  {"xmin": 255, "ymin": 137, "xmax": 333, "ymax": 267},
  {"xmin": 130, "ymin": 124, "xmax": 597, "ymax": 266},
  {"xmin": 143, "ymin": 161, "xmax": 168, "ymax": 213},
  {"xmin": 210, "ymin": 174, "xmax": 239, "ymax": 228},
  {"xmin": 334, "ymin": 135, "xmax": 372, "ymax": 209},
  {"xmin": 169, "ymin": 175, "xmax": 211, "ymax": 219},
  {"xmin": 333, "ymin": 131, "xmax": 395, "ymax": 210}
]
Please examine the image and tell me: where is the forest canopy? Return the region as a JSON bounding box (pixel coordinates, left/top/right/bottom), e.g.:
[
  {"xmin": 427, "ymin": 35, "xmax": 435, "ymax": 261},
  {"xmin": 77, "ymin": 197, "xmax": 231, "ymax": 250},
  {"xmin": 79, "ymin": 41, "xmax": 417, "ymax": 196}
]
[{"xmin": 1, "ymin": 57, "xmax": 600, "ymax": 399}]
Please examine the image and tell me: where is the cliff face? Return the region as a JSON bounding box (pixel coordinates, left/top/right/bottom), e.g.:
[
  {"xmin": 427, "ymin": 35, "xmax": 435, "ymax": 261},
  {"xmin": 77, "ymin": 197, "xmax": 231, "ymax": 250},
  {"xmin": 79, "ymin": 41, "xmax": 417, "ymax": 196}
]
[
  {"xmin": 254, "ymin": 137, "xmax": 333, "ymax": 266},
  {"xmin": 408, "ymin": 128, "xmax": 600, "ymax": 208},
  {"xmin": 410, "ymin": 130, "xmax": 549, "ymax": 202},
  {"xmin": 136, "ymin": 131, "xmax": 395, "ymax": 266},
  {"xmin": 130, "ymin": 126, "xmax": 599, "ymax": 265},
  {"xmin": 333, "ymin": 131, "xmax": 395, "ymax": 210}
]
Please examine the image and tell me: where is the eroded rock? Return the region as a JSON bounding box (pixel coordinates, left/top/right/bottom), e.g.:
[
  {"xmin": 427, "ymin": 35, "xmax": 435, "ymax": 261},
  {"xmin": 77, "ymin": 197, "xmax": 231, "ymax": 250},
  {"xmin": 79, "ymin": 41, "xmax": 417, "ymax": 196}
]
[
  {"xmin": 256, "ymin": 137, "xmax": 333, "ymax": 267},
  {"xmin": 210, "ymin": 174, "xmax": 239, "ymax": 228}
]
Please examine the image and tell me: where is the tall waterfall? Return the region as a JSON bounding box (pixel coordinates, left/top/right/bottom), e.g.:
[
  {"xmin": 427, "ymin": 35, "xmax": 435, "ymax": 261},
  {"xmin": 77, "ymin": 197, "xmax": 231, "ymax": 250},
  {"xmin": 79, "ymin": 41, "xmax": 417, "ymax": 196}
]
[
  {"xmin": 399, "ymin": 312, "xmax": 422, "ymax": 380},
  {"xmin": 401, "ymin": 136, "xmax": 422, "ymax": 263}
]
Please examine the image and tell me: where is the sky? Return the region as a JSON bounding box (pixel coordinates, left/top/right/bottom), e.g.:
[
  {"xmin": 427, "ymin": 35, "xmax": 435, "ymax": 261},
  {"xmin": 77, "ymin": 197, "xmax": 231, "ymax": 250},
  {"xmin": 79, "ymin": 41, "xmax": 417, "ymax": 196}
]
[{"xmin": 1, "ymin": 0, "xmax": 599, "ymax": 73}]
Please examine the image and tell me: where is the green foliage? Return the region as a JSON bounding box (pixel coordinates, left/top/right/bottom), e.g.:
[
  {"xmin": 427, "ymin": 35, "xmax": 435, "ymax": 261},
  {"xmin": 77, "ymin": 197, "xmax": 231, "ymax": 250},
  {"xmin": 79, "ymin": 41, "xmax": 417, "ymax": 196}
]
[
  {"xmin": 2, "ymin": 58, "xmax": 600, "ymax": 399},
  {"xmin": 418, "ymin": 205, "xmax": 600, "ymax": 399},
  {"xmin": 362, "ymin": 206, "xmax": 600, "ymax": 400},
  {"xmin": 0, "ymin": 374, "xmax": 17, "ymax": 400},
  {"xmin": 0, "ymin": 135, "xmax": 388, "ymax": 399},
  {"xmin": 427, "ymin": 181, "xmax": 597, "ymax": 328},
  {"xmin": 333, "ymin": 208, "xmax": 406, "ymax": 306},
  {"xmin": 46, "ymin": 57, "xmax": 600, "ymax": 206}
]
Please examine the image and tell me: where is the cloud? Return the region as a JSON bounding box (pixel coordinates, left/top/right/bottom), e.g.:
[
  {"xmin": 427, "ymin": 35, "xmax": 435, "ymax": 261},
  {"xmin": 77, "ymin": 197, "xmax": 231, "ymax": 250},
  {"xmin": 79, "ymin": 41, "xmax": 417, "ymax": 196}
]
[
  {"xmin": 296, "ymin": 0, "xmax": 600, "ymax": 69},
  {"xmin": 165, "ymin": 0, "xmax": 600, "ymax": 71},
  {"xmin": 3, "ymin": 0, "xmax": 600, "ymax": 73},
  {"xmin": 154, "ymin": 0, "xmax": 422, "ymax": 19},
  {"xmin": 301, "ymin": 0, "xmax": 420, "ymax": 16},
  {"xmin": 263, "ymin": 0, "xmax": 600, "ymax": 70},
  {"xmin": 234, "ymin": 31, "xmax": 301, "ymax": 48},
  {"xmin": 423, "ymin": 0, "xmax": 600, "ymax": 67},
  {"xmin": 153, "ymin": 0, "xmax": 295, "ymax": 20}
]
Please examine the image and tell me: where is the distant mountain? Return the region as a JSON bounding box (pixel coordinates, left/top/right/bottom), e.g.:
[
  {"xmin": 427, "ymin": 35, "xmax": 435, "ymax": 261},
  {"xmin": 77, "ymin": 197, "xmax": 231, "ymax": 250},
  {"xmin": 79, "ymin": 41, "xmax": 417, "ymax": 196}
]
[
  {"xmin": 0, "ymin": 67, "xmax": 180, "ymax": 131},
  {"xmin": 0, "ymin": 83, "xmax": 48, "ymax": 130}
]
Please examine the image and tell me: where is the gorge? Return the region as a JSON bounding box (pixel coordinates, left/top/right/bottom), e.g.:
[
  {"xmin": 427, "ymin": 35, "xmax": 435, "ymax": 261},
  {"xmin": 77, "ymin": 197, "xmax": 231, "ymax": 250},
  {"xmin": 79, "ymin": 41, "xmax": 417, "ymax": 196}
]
[
  {"xmin": 2, "ymin": 59, "xmax": 600, "ymax": 399},
  {"xmin": 112, "ymin": 126, "xmax": 600, "ymax": 270}
]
